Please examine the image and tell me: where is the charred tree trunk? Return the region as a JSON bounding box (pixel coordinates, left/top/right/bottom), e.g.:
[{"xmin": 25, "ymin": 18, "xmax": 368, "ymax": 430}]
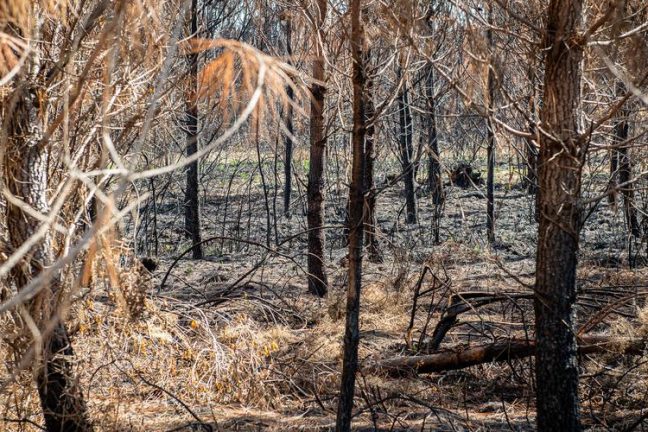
[
  {"xmin": 608, "ymin": 148, "xmax": 619, "ymax": 205},
  {"xmin": 613, "ymin": 84, "xmax": 640, "ymax": 242},
  {"xmin": 486, "ymin": 7, "xmax": 496, "ymax": 245},
  {"xmin": 524, "ymin": 96, "xmax": 538, "ymax": 195},
  {"xmin": 524, "ymin": 54, "xmax": 539, "ymax": 197},
  {"xmin": 397, "ymin": 68, "xmax": 418, "ymax": 225},
  {"xmin": 535, "ymin": 0, "xmax": 585, "ymax": 430},
  {"xmin": 424, "ymin": 65, "xmax": 444, "ymax": 244},
  {"xmin": 283, "ymin": 15, "xmax": 294, "ymax": 218},
  {"xmin": 4, "ymin": 86, "xmax": 92, "ymax": 432},
  {"xmin": 307, "ymin": 0, "xmax": 329, "ymax": 297},
  {"xmin": 336, "ymin": 0, "xmax": 365, "ymax": 428},
  {"xmin": 184, "ymin": 0, "xmax": 203, "ymax": 259},
  {"xmin": 618, "ymin": 146, "xmax": 640, "ymax": 237},
  {"xmin": 363, "ymin": 53, "xmax": 382, "ymax": 263}
]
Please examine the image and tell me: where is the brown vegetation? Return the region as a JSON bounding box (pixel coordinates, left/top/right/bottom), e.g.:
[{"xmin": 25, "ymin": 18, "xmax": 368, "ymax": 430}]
[{"xmin": 1, "ymin": 1, "xmax": 648, "ymax": 431}]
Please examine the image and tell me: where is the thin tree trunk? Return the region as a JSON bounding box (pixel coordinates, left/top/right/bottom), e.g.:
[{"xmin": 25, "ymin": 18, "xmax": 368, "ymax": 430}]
[
  {"xmin": 397, "ymin": 68, "xmax": 418, "ymax": 225},
  {"xmin": 150, "ymin": 177, "xmax": 160, "ymax": 256},
  {"xmin": 425, "ymin": 67, "xmax": 442, "ymax": 203},
  {"xmin": 486, "ymin": 118, "xmax": 495, "ymax": 244},
  {"xmin": 618, "ymin": 148, "xmax": 640, "ymax": 236},
  {"xmin": 613, "ymin": 83, "xmax": 640, "ymax": 241},
  {"xmin": 184, "ymin": 0, "xmax": 203, "ymax": 259},
  {"xmin": 307, "ymin": 0, "xmax": 329, "ymax": 297},
  {"xmin": 524, "ymin": 95, "xmax": 538, "ymax": 195},
  {"xmin": 608, "ymin": 148, "xmax": 619, "ymax": 205},
  {"xmin": 423, "ymin": 66, "xmax": 444, "ymax": 245},
  {"xmin": 256, "ymin": 117, "xmax": 272, "ymax": 247},
  {"xmin": 423, "ymin": 4, "xmax": 444, "ymax": 244},
  {"xmin": 336, "ymin": 0, "xmax": 365, "ymax": 428},
  {"xmin": 535, "ymin": 0, "xmax": 585, "ymax": 429},
  {"xmin": 283, "ymin": 16, "xmax": 294, "ymax": 218},
  {"xmin": 486, "ymin": 7, "xmax": 496, "ymax": 245},
  {"xmin": 363, "ymin": 53, "xmax": 382, "ymax": 263},
  {"xmin": 4, "ymin": 86, "xmax": 92, "ymax": 432}
]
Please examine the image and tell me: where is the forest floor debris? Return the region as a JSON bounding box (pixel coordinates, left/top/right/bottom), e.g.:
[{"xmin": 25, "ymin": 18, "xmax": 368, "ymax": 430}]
[{"xmin": 2, "ymin": 184, "xmax": 648, "ymax": 431}]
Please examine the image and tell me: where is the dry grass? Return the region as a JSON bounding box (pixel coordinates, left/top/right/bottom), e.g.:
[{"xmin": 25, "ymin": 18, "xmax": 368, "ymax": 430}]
[{"xmin": 2, "ymin": 187, "xmax": 648, "ymax": 431}]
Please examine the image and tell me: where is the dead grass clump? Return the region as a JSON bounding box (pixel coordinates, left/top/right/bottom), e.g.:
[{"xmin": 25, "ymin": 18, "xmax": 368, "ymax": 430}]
[{"xmin": 1, "ymin": 283, "xmax": 308, "ymax": 430}]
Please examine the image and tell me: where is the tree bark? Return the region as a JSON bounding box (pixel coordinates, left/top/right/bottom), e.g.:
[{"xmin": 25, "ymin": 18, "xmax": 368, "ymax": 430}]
[
  {"xmin": 524, "ymin": 95, "xmax": 538, "ymax": 195},
  {"xmin": 4, "ymin": 86, "xmax": 93, "ymax": 432},
  {"xmin": 397, "ymin": 68, "xmax": 418, "ymax": 225},
  {"xmin": 283, "ymin": 16, "xmax": 294, "ymax": 218},
  {"xmin": 608, "ymin": 148, "xmax": 619, "ymax": 205},
  {"xmin": 424, "ymin": 65, "xmax": 444, "ymax": 244},
  {"xmin": 363, "ymin": 54, "xmax": 382, "ymax": 263},
  {"xmin": 613, "ymin": 83, "xmax": 640, "ymax": 241},
  {"xmin": 336, "ymin": 0, "xmax": 365, "ymax": 429},
  {"xmin": 306, "ymin": 0, "xmax": 329, "ymax": 297},
  {"xmin": 486, "ymin": 6, "xmax": 496, "ymax": 245},
  {"xmin": 184, "ymin": 0, "xmax": 203, "ymax": 259},
  {"xmin": 535, "ymin": 0, "xmax": 585, "ymax": 429}
]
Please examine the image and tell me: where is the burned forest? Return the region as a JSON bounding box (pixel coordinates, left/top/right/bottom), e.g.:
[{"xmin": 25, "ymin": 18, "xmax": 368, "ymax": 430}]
[{"xmin": 2, "ymin": 0, "xmax": 648, "ymax": 431}]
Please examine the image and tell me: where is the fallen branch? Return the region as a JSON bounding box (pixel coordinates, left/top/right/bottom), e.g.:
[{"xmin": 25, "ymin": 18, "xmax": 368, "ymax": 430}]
[
  {"xmin": 428, "ymin": 291, "xmax": 533, "ymax": 351},
  {"xmin": 365, "ymin": 335, "xmax": 646, "ymax": 377}
]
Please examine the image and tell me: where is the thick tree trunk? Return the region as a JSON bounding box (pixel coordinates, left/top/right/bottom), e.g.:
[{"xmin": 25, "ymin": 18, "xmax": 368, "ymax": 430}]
[
  {"xmin": 307, "ymin": 0, "xmax": 329, "ymax": 297},
  {"xmin": 4, "ymin": 87, "xmax": 92, "ymax": 432},
  {"xmin": 336, "ymin": 1, "xmax": 365, "ymax": 429},
  {"xmin": 184, "ymin": 0, "xmax": 203, "ymax": 259},
  {"xmin": 535, "ymin": 0, "xmax": 585, "ymax": 430},
  {"xmin": 283, "ymin": 17, "xmax": 294, "ymax": 218},
  {"xmin": 397, "ymin": 69, "xmax": 418, "ymax": 225}
]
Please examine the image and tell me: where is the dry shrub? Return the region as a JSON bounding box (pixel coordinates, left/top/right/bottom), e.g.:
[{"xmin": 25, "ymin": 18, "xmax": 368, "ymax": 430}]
[{"xmin": 1, "ymin": 290, "xmax": 303, "ymax": 430}]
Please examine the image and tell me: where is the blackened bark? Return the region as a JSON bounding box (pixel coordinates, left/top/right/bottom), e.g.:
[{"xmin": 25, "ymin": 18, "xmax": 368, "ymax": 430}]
[
  {"xmin": 4, "ymin": 87, "xmax": 92, "ymax": 432},
  {"xmin": 364, "ymin": 57, "xmax": 382, "ymax": 263},
  {"xmin": 397, "ymin": 69, "xmax": 418, "ymax": 225},
  {"xmin": 307, "ymin": 0, "xmax": 329, "ymax": 297},
  {"xmin": 184, "ymin": 0, "xmax": 203, "ymax": 259},
  {"xmin": 423, "ymin": 3, "xmax": 444, "ymax": 243},
  {"xmin": 424, "ymin": 65, "xmax": 444, "ymax": 244},
  {"xmin": 486, "ymin": 8, "xmax": 496, "ymax": 245},
  {"xmin": 37, "ymin": 323, "xmax": 91, "ymax": 432},
  {"xmin": 255, "ymin": 118, "xmax": 272, "ymax": 247},
  {"xmin": 336, "ymin": 0, "xmax": 365, "ymax": 428},
  {"xmin": 424, "ymin": 67, "xmax": 443, "ymax": 203},
  {"xmin": 525, "ymin": 96, "xmax": 538, "ymax": 195},
  {"xmin": 486, "ymin": 123, "xmax": 495, "ymax": 244},
  {"xmin": 535, "ymin": 0, "xmax": 584, "ymax": 430},
  {"xmin": 618, "ymin": 148, "xmax": 640, "ymax": 237},
  {"xmin": 524, "ymin": 54, "xmax": 539, "ymax": 198},
  {"xmin": 608, "ymin": 148, "xmax": 619, "ymax": 205},
  {"xmin": 613, "ymin": 84, "xmax": 640, "ymax": 240},
  {"xmin": 283, "ymin": 16, "xmax": 294, "ymax": 218}
]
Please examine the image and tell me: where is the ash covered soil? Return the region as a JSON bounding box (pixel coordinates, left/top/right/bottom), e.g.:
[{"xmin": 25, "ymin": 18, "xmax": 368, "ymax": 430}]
[{"xmin": 4, "ymin": 169, "xmax": 648, "ymax": 431}]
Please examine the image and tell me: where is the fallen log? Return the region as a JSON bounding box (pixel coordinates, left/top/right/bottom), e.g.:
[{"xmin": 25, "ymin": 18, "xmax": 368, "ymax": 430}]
[{"xmin": 364, "ymin": 335, "xmax": 646, "ymax": 377}]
